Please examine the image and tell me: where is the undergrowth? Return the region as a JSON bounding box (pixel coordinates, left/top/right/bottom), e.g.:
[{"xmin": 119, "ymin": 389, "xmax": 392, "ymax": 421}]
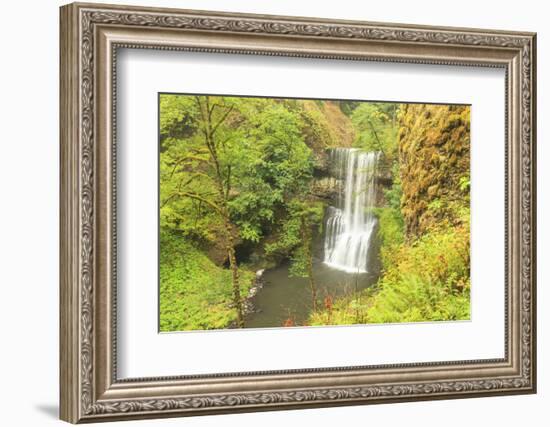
[{"xmin": 159, "ymin": 232, "xmax": 254, "ymax": 331}]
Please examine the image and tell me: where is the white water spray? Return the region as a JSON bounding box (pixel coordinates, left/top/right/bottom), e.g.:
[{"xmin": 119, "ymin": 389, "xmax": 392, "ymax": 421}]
[{"xmin": 323, "ymin": 149, "xmax": 379, "ymax": 273}]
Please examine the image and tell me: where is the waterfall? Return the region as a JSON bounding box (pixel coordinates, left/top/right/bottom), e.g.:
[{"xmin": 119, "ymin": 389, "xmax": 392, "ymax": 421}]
[{"xmin": 323, "ymin": 148, "xmax": 380, "ymax": 273}]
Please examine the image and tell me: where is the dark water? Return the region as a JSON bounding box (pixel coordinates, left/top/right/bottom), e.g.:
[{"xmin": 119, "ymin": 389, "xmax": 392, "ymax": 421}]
[{"xmin": 244, "ymin": 233, "xmax": 380, "ymax": 329}]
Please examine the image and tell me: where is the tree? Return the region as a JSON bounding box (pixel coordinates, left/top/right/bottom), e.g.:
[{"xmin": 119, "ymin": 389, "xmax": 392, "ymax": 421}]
[
  {"xmin": 227, "ymin": 102, "xmax": 314, "ymax": 242},
  {"xmin": 351, "ymin": 102, "xmax": 399, "ymax": 159},
  {"xmin": 159, "ymin": 95, "xmax": 316, "ymax": 327},
  {"xmin": 160, "ymin": 95, "xmax": 247, "ymax": 326},
  {"xmin": 266, "ymin": 199, "xmax": 323, "ymax": 311}
]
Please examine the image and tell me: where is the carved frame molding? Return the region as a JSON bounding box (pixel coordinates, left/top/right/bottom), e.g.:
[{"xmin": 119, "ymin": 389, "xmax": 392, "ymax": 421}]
[{"xmin": 60, "ymin": 2, "xmax": 536, "ymax": 423}]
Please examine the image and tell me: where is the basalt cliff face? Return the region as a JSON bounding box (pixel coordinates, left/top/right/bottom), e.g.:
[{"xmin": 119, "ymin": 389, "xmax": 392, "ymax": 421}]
[
  {"xmin": 398, "ymin": 104, "xmax": 471, "ymax": 238},
  {"xmin": 300, "ymin": 100, "xmax": 355, "ymax": 177}
]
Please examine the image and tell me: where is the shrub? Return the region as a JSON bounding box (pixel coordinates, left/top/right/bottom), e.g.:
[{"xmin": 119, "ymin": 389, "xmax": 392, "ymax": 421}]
[{"xmin": 308, "ymin": 211, "xmax": 470, "ymax": 325}]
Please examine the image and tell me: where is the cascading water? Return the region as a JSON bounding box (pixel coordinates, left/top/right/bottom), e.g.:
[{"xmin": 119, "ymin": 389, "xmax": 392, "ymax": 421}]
[{"xmin": 323, "ymin": 148, "xmax": 380, "ymax": 273}]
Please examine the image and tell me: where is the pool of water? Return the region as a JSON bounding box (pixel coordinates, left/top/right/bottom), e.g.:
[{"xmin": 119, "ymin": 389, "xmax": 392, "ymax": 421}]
[{"xmin": 244, "ymin": 240, "xmax": 380, "ymax": 328}]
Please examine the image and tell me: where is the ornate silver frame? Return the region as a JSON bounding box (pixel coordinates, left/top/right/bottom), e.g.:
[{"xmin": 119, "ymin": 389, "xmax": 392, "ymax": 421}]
[{"xmin": 60, "ymin": 2, "xmax": 537, "ymax": 423}]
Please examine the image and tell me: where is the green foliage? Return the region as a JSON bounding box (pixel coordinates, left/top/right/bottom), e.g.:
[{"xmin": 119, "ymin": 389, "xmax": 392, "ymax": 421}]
[
  {"xmin": 228, "ymin": 103, "xmax": 314, "ymax": 242},
  {"xmin": 310, "ymin": 214, "xmax": 470, "ymax": 326},
  {"xmin": 365, "ymin": 212, "xmax": 470, "ymax": 323},
  {"xmin": 159, "ymin": 232, "xmax": 254, "ymax": 331},
  {"xmin": 309, "ymin": 285, "xmax": 380, "ymax": 326},
  {"xmin": 159, "ymin": 94, "xmax": 198, "ymax": 140},
  {"xmin": 160, "ymin": 95, "xmax": 315, "ymax": 245},
  {"xmin": 427, "ymin": 199, "xmax": 443, "ymax": 212},
  {"xmin": 373, "ymin": 161, "xmax": 405, "ymax": 268},
  {"xmin": 351, "ymin": 102, "xmax": 400, "ymax": 160},
  {"xmin": 337, "ymin": 100, "xmax": 360, "ymax": 117},
  {"xmin": 385, "ymin": 161, "xmax": 403, "ymax": 212},
  {"xmin": 459, "ymin": 176, "xmax": 471, "ymax": 192},
  {"xmin": 265, "ymin": 199, "xmax": 324, "ymax": 278},
  {"xmin": 374, "ymin": 206, "xmax": 404, "ymax": 268}
]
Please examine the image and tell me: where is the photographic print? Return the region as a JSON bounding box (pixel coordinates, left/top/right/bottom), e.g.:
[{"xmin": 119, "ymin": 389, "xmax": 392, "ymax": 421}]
[{"xmin": 159, "ymin": 94, "xmax": 471, "ymax": 332}]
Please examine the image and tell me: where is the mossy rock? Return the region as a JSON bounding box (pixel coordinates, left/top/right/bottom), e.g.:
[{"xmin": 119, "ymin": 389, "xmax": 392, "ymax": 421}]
[{"xmin": 398, "ymin": 104, "xmax": 470, "ymax": 238}]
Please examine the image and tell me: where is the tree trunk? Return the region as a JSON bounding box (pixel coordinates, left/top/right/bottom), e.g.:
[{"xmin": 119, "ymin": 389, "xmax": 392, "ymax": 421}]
[
  {"xmin": 197, "ymin": 96, "xmax": 244, "ymax": 327},
  {"xmin": 307, "ymin": 253, "xmax": 317, "ymax": 311},
  {"xmin": 301, "ymin": 216, "xmax": 317, "ymax": 311},
  {"xmin": 224, "ymin": 218, "xmax": 244, "ymax": 327}
]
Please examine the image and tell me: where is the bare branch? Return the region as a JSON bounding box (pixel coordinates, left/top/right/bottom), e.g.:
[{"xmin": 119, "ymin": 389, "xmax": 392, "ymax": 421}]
[
  {"xmin": 161, "ymin": 191, "xmax": 224, "ymax": 216},
  {"xmin": 168, "ymin": 155, "xmax": 212, "ymax": 178},
  {"xmin": 211, "ymin": 106, "xmax": 234, "ymax": 136},
  {"xmin": 367, "ymin": 118, "xmax": 382, "ymax": 147},
  {"xmin": 226, "ymin": 165, "xmax": 232, "ymax": 198}
]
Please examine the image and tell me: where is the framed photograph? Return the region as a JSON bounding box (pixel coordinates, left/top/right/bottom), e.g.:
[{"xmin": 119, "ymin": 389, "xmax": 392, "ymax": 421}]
[{"xmin": 60, "ymin": 2, "xmax": 537, "ymax": 423}]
